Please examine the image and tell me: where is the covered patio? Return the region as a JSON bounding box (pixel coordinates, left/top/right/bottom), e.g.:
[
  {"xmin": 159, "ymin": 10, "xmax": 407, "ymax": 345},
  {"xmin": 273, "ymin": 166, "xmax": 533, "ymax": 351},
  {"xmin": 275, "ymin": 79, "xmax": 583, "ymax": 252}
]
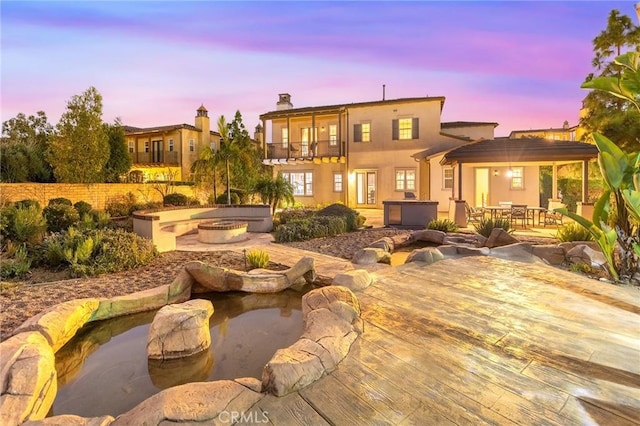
[{"xmin": 435, "ymin": 138, "xmax": 599, "ymax": 226}]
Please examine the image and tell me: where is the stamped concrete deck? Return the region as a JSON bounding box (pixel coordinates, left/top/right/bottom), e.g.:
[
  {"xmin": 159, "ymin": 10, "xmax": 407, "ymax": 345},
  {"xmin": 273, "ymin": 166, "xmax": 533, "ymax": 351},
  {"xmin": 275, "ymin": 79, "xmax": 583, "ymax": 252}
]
[{"xmin": 177, "ymin": 232, "xmax": 640, "ymax": 425}]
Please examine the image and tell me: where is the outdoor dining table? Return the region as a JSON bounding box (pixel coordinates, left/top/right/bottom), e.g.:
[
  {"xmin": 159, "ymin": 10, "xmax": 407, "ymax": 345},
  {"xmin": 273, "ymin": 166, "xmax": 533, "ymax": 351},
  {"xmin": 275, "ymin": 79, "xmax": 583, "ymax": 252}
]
[{"xmin": 483, "ymin": 205, "xmax": 546, "ymax": 226}]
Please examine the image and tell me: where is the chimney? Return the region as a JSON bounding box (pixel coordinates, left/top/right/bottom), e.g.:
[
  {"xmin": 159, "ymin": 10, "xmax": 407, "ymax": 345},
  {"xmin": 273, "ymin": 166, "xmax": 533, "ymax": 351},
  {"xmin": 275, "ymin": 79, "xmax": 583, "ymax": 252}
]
[
  {"xmin": 254, "ymin": 123, "xmax": 263, "ymax": 145},
  {"xmin": 563, "ymin": 120, "xmax": 569, "ymax": 129},
  {"xmin": 383, "ymin": 84, "xmax": 386, "ymax": 101},
  {"xmin": 277, "ymin": 93, "xmax": 293, "ymax": 110}
]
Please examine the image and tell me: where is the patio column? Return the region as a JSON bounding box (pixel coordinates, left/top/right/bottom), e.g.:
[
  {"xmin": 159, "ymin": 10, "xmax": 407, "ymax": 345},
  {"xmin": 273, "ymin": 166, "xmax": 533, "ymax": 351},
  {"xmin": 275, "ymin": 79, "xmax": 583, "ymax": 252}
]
[
  {"xmin": 552, "ymin": 163, "xmax": 558, "ymax": 199},
  {"xmin": 582, "ymin": 160, "xmax": 589, "ymax": 202},
  {"xmin": 457, "ymin": 163, "xmax": 463, "ymax": 200},
  {"xmin": 286, "ymin": 117, "xmax": 291, "ymax": 158}
]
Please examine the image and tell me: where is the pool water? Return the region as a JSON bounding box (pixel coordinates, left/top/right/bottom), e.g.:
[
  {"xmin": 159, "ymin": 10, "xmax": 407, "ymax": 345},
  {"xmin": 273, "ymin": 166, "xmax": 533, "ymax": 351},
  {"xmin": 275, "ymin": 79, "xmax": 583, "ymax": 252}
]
[{"xmin": 50, "ymin": 288, "xmax": 310, "ymax": 418}]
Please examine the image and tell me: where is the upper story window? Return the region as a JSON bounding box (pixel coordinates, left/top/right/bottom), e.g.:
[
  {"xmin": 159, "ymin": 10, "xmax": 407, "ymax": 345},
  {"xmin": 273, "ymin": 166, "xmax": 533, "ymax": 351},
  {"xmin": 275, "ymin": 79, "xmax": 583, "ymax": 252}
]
[
  {"xmin": 354, "ymin": 122, "xmax": 371, "ymax": 143},
  {"xmin": 392, "ymin": 118, "xmax": 419, "ymax": 140},
  {"xmin": 510, "ymin": 167, "xmax": 524, "ymax": 189},
  {"xmin": 281, "ymin": 128, "xmax": 289, "ymax": 148},
  {"xmin": 189, "ymin": 139, "xmax": 195, "ymax": 152},
  {"xmin": 144, "ymin": 141, "xmax": 149, "ymax": 153},
  {"xmin": 210, "ymin": 141, "xmax": 216, "ymax": 151},
  {"xmin": 443, "ymin": 167, "xmax": 453, "ymax": 189},
  {"xmin": 329, "ymin": 124, "xmax": 338, "ymax": 146},
  {"xmin": 168, "ymin": 139, "xmax": 174, "ymax": 152},
  {"xmin": 395, "ymin": 168, "xmax": 416, "ymax": 191},
  {"xmin": 128, "ymin": 140, "xmax": 134, "ymax": 153}
]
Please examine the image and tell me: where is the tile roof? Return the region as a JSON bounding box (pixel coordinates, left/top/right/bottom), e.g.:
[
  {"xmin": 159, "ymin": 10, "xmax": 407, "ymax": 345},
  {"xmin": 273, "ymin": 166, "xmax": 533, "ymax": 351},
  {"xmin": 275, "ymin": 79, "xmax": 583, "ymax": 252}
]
[
  {"xmin": 441, "ymin": 121, "xmax": 499, "ymax": 128},
  {"xmin": 260, "ymin": 96, "xmax": 446, "ymax": 119}
]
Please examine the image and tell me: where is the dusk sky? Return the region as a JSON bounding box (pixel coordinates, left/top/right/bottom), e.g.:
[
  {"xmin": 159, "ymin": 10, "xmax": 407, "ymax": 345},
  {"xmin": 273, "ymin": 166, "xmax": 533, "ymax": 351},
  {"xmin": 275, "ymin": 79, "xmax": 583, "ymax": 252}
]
[{"xmin": 2, "ymin": 1, "xmax": 638, "ymax": 137}]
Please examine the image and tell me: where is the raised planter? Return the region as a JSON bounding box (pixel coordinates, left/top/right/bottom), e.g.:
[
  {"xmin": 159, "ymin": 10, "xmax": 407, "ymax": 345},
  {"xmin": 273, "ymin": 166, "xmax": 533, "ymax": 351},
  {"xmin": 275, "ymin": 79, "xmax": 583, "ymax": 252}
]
[{"xmin": 197, "ymin": 220, "xmax": 248, "ymax": 244}]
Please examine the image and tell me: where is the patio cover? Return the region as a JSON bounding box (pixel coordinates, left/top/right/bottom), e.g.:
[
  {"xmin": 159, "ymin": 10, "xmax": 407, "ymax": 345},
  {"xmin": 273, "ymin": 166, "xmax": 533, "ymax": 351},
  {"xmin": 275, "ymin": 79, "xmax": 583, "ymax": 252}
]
[{"xmin": 438, "ymin": 137, "xmax": 598, "ymax": 165}]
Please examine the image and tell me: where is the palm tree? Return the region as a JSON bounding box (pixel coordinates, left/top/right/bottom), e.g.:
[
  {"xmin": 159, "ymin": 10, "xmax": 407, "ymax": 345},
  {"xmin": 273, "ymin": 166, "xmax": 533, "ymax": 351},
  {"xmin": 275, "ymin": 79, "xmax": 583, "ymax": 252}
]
[
  {"xmin": 217, "ymin": 115, "xmax": 236, "ymax": 205},
  {"xmin": 190, "ymin": 144, "xmax": 222, "ymax": 202},
  {"xmin": 255, "ymin": 173, "xmax": 295, "ymax": 215}
]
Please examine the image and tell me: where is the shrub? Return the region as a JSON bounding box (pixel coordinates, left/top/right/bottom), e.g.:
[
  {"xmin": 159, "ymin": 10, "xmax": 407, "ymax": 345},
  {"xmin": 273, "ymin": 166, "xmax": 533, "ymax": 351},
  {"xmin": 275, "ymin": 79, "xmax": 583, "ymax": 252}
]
[
  {"xmin": 74, "ymin": 201, "xmax": 93, "ymax": 217},
  {"xmin": 555, "ymin": 223, "xmax": 594, "ymax": 242},
  {"xmin": 163, "ymin": 193, "xmax": 189, "ymax": 206},
  {"xmin": 277, "ymin": 207, "xmax": 316, "ymax": 225},
  {"xmin": 315, "ymin": 215, "xmax": 347, "ymax": 236},
  {"xmin": 427, "ymin": 219, "xmax": 459, "ymax": 233},
  {"xmin": 105, "ymin": 193, "xmax": 137, "ymax": 217},
  {"xmin": 246, "ymin": 249, "xmax": 270, "ymax": 269},
  {"xmin": 48, "ymin": 197, "xmax": 73, "ymax": 206},
  {"xmin": 0, "ymin": 204, "xmax": 17, "ymax": 241},
  {"xmin": 12, "ymin": 205, "xmax": 47, "ymax": 247},
  {"xmin": 188, "ymin": 197, "xmax": 201, "ymax": 207},
  {"xmin": 14, "ymin": 199, "xmax": 41, "ymax": 210},
  {"xmin": 473, "ymin": 217, "xmax": 513, "ymax": 238},
  {"xmin": 40, "ymin": 228, "xmax": 157, "ymax": 277},
  {"xmin": 215, "ymin": 192, "xmax": 240, "ymax": 205},
  {"xmin": 0, "ymin": 243, "xmax": 31, "ymax": 279},
  {"xmin": 316, "ymin": 203, "xmax": 364, "ymax": 231},
  {"xmin": 91, "ymin": 210, "xmax": 112, "ymax": 228},
  {"xmin": 44, "ymin": 204, "xmax": 80, "ymax": 233}
]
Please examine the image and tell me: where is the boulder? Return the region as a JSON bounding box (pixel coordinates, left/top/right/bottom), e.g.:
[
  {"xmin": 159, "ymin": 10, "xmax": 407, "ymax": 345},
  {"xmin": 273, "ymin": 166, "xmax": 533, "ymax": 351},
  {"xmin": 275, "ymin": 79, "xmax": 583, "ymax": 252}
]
[
  {"xmin": 405, "ymin": 247, "xmax": 445, "ymax": 265},
  {"xmin": 332, "ymin": 270, "xmax": 372, "ymax": 291},
  {"xmin": 410, "ymin": 229, "xmax": 446, "ymax": 245},
  {"xmin": 263, "ymin": 286, "xmax": 362, "ymax": 396},
  {"xmin": 489, "ymin": 243, "xmax": 537, "ymax": 263},
  {"xmin": 13, "ymin": 299, "xmax": 99, "ymax": 352},
  {"xmin": 112, "ymin": 380, "xmax": 263, "ymax": 425},
  {"xmin": 147, "ymin": 299, "xmax": 214, "ymax": 360},
  {"xmin": 0, "ymin": 332, "xmax": 57, "ymax": 424},
  {"xmin": 351, "ymin": 248, "xmax": 391, "ymax": 265},
  {"xmin": 532, "ymin": 245, "xmax": 567, "ymax": 265},
  {"xmin": 485, "ymin": 228, "xmax": 520, "ymax": 248},
  {"xmin": 368, "ymin": 237, "xmax": 394, "ymax": 252},
  {"xmin": 566, "ymin": 244, "xmax": 607, "ymax": 268}
]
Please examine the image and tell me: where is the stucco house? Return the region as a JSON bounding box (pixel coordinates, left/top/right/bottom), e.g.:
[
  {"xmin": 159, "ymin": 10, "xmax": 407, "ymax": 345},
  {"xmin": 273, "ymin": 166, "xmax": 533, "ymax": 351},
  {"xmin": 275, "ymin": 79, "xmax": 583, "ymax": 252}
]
[
  {"xmin": 124, "ymin": 105, "xmax": 221, "ymax": 182},
  {"xmin": 259, "ymin": 93, "xmax": 496, "ymax": 212}
]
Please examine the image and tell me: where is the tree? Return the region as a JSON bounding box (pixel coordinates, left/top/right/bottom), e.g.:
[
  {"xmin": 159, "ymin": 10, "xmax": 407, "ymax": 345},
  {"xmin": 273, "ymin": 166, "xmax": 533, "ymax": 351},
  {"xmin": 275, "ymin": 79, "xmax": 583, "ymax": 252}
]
[
  {"xmin": 103, "ymin": 119, "xmax": 132, "ymax": 182},
  {"xmin": 580, "ymin": 9, "xmax": 640, "ymax": 152},
  {"xmin": 1, "ymin": 111, "xmax": 54, "ymax": 182},
  {"xmin": 47, "ymin": 87, "xmax": 109, "ymax": 183},
  {"xmin": 191, "ymin": 143, "xmax": 222, "ymax": 202},
  {"xmin": 255, "ymin": 173, "xmax": 295, "ymax": 215}
]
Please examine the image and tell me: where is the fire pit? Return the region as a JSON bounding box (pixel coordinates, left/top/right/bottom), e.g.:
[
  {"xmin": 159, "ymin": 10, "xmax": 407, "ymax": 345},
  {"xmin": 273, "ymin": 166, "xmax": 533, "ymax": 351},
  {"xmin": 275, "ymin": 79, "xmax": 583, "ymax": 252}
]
[{"xmin": 197, "ymin": 220, "xmax": 248, "ymax": 244}]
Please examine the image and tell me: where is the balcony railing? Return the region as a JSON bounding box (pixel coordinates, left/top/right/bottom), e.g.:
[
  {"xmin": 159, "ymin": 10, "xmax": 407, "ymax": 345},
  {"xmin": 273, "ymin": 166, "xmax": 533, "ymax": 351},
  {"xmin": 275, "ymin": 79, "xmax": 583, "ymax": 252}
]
[
  {"xmin": 266, "ymin": 139, "xmax": 344, "ymax": 160},
  {"xmin": 130, "ymin": 151, "xmax": 180, "ymax": 165}
]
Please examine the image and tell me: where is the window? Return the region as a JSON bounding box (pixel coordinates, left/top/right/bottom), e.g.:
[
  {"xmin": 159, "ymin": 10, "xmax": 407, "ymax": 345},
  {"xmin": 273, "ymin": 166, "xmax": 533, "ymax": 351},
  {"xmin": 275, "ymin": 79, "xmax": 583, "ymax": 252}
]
[
  {"xmin": 210, "ymin": 141, "xmax": 216, "ymax": 151},
  {"xmin": 281, "ymin": 128, "xmax": 289, "ymax": 148},
  {"xmin": 395, "ymin": 168, "xmax": 416, "ymax": 191},
  {"xmin": 189, "ymin": 139, "xmax": 195, "ymax": 152},
  {"xmin": 128, "ymin": 140, "xmax": 134, "ymax": 153},
  {"xmin": 510, "ymin": 167, "xmax": 524, "ymax": 189},
  {"xmin": 392, "ymin": 118, "xmax": 419, "ymax": 140},
  {"xmin": 354, "ymin": 122, "xmax": 370, "ymax": 143},
  {"xmin": 282, "ymin": 171, "xmax": 313, "ymax": 196},
  {"xmin": 333, "ymin": 173, "xmax": 343, "ymax": 192},
  {"xmin": 144, "ymin": 141, "xmax": 149, "ymax": 153},
  {"xmin": 443, "ymin": 168, "xmax": 453, "ymax": 189},
  {"xmin": 329, "ymin": 124, "xmax": 337, "ymax": 146},
  {"xmin": 168, "ymin": 139, "xmax": 174, "ymax": 152}
]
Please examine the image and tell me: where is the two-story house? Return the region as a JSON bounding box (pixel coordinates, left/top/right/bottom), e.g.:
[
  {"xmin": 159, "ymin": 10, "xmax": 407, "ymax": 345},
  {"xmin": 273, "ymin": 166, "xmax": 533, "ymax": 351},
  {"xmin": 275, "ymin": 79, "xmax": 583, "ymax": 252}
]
[
  {"xmin": 508, "ymin": 121, "xmax": 579, "ymax": 141},
  {"xmin": 259, "ymin": 94, "xmax": 496, "ymax": 211},
  {"xmin": 124, "ymin": 105, "xmax": 220, "ymax": 182}
]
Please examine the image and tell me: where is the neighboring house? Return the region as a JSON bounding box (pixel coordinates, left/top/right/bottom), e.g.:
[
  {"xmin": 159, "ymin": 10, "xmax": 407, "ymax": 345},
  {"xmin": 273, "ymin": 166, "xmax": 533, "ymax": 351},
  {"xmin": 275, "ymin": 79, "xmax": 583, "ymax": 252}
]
[
  {"xmin": 508, "ymin": 121, "xmax": 579, "ymax": 141},
  {"xmin": 259, "ymin": 93, "xmax": 496, "ymax": 211},
  {"xmin": 124, "ymin": 105, "xmax": 221, "ymax": 182}
]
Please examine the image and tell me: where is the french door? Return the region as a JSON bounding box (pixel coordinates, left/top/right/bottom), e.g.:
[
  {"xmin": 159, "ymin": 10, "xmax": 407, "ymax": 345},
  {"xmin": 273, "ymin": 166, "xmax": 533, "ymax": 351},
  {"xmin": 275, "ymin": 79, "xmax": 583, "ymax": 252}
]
[{"xmin": 356, "ymin": 170, "xmax": 377, "ymax": 206}]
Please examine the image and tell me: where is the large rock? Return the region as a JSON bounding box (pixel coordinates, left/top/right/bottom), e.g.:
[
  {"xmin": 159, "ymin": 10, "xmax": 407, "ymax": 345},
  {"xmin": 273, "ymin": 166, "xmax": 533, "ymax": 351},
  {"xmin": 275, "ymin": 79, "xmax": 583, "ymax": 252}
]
[
  {"xmin": 368, "ymin": 237, "xmax": 394, "ymax": 252},
  {"xmin": 186, "ymin": 257, "xmax": 316, "ymax": 293},
  {"xmin": 0, "ymin": 332, "xmax": 57, "ymax": 424},
  {"xmin": 112, "ymin": 380, "xmax": 263, "ymax": 425},
  {"xmin": 410, "ymin": 229, "xmax": 446, "ymax": 245},
  {"xmin": 332, "ymin": 270, "xmax": 372, "ymax": 291},
  {"xmin": 489, "ymin": 243, "xmax": 537, "ymax": 263},
  {"xmin": 485, "ymin": 228, "xmax": 520, "ymax": 248},
  {"xmin": 263, "ymin": 286, "xmax": 362, "ymax": 396},
  {"xmin": 147, "ymin": 299, "xmax": 214, "ymax": 360},
  {"xmin": 351, "ymin": 247, "xmax": 391, "ymax": 265},
  {"xmin": 405, "ymin": 247, "xmax": 445, "ymax": 265},
  {"xmin": 566, "ymin": 244, "xmax": 607, "ymax": 268},
  {"xmin": 13, "ymin": 299, "xmax": 99, "ymax": 352},
  {"xmin": 532, "ymin": 245, "xmax": 567, "ymax": 265}
]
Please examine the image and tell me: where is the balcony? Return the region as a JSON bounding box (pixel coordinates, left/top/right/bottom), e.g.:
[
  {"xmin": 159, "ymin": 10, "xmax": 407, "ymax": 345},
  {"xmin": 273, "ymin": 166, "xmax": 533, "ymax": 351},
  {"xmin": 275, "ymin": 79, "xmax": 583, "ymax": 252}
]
[
  {"xmin": 266, "ymin": 139, "xmax": 344, "ymax": 160},
  {"xmin": 130, "ymin": 151, "xmax": 180, "ymax": 165}
]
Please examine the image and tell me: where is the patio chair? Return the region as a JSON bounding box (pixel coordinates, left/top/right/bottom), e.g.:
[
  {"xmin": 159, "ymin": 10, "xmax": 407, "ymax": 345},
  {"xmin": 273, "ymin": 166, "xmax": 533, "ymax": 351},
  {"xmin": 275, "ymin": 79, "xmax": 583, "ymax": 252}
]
[
  {"xmin": 465, "ymin": 202, "xmax": 484, "ymax": 224},
  {"xmin": 510, "ymin": 204, "xmax": 529, "ymax": 228},
  {"xmin": 543, "ymin": 200, "xmax": 566, "ymax": 227}
]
